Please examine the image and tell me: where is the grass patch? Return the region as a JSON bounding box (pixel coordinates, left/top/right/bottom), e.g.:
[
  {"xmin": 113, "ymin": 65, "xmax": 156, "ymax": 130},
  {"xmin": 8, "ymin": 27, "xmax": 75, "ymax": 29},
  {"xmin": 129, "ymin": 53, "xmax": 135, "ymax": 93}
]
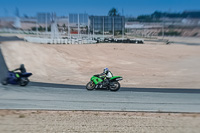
[{"xmin": 19, "ymin": 114, "xmax": 26, "ymax": 118}]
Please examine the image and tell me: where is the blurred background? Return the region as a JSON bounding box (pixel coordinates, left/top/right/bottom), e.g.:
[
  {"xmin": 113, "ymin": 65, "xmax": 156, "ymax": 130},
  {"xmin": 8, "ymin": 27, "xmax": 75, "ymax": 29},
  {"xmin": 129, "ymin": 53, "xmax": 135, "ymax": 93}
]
[{"xmin": 0, "ymin": 0, "xmax": 200, "ymax": 39}]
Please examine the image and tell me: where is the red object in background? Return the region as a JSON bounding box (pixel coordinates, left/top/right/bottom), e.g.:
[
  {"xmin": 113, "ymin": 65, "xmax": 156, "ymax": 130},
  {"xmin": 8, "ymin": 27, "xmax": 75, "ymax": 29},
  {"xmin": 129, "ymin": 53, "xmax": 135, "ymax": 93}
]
[{"xmin": 71, "ymin": 31, "xmax": 78, "ymax": 34}]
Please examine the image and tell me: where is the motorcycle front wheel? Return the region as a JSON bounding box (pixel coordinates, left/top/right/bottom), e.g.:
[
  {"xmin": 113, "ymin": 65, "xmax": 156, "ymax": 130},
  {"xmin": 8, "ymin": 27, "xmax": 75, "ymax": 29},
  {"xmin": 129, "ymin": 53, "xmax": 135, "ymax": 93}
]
[
  {"xmin": 20, "ymin": 77, "xmax": 29, "ymax": 86},
  {"xmin": 86, "ymin": 81, "xmax": 95, "ymax": 91},
  {"xmin": 109, "ymin": 81, "xmax": 120, "ymax": 91}
]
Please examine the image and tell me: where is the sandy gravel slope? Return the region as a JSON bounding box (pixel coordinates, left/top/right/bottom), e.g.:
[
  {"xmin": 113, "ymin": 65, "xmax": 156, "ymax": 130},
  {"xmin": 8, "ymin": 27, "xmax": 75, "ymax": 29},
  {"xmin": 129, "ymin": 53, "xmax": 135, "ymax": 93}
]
[
  {"xmin": 0, "ymin": 110, "xmax": 200, "ymax": 133},
  {"xmin": 1, "ymin": 41, "xmax": 200, "ymax": 88}
]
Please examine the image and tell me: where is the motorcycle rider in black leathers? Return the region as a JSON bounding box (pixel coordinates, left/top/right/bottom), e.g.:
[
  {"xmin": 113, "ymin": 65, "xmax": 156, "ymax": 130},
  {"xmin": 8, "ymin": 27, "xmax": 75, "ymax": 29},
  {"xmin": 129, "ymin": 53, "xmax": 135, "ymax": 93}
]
[{"xmin": 13, "ymin": 64, "xmax": 26, "ymax": 80}]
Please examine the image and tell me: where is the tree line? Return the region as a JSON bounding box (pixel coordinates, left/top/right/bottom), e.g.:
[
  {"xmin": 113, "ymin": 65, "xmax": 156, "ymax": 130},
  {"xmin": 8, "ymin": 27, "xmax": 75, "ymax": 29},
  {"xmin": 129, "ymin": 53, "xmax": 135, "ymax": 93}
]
[{"xmin": 135, "ymin": 11, "xmax": 200, "ymax": 22}]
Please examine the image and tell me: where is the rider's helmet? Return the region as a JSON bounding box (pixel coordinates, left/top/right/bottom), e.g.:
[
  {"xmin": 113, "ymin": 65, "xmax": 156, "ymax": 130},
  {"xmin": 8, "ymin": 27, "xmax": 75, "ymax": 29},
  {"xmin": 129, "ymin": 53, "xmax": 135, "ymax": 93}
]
[
  {"xmin": 20, "ymin": 64, "xmax": 26, "ymax": 73},
  {"xmin": 20, "ymin": 64, "xmax": 24, "ymax": 69},
  {"xmin": 104, "ymin": 68, "xmax": 109, "ymax": 74}
]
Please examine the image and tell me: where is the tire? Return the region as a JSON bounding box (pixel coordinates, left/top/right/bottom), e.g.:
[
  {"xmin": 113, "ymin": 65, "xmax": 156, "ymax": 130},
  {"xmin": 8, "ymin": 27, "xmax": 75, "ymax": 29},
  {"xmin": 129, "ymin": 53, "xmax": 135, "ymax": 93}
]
[
  {"xmin": 86, "ymin": 81, "xmax": 95, "ymax": 91},
  {"xmin": 109, "ymin": 81, "xmax": 120, "ymax": 91},
  {"xmin": 19, "ymin": 77, "xmax": 29, "ymax": 86},
  {"xmin": 1, "ymin": 78, "xmax": 8, "ymax": 85}
]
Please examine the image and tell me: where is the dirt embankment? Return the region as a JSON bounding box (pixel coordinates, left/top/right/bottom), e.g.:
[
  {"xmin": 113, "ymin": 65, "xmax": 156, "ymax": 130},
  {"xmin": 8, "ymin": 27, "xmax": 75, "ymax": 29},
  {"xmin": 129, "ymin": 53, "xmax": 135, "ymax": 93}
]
[
  {"xmin": 0, "ymin": 110, "xmax": 200, "ymax": 133},
  {"xmin": 1, "ymin": 41, "xmax": 200, "ymax": 88}
]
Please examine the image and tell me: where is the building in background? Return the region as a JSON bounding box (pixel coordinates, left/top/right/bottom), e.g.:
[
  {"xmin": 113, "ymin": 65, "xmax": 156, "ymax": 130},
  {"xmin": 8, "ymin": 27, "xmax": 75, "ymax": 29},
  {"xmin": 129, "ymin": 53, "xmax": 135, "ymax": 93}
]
[
  {"xmin": 69, "ymin": 13, "xmax": 89, "ymax": 35},
  {"xmin": 89, "ymin": 16, "xmax": 125, "ymax": 36}
]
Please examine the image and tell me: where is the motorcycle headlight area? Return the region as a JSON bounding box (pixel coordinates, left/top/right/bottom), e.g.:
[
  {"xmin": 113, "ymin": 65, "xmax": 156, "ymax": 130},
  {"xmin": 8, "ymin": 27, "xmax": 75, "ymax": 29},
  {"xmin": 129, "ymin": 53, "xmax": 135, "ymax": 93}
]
[{"xmin": 116, "ymin": 78, "xmax": 123, "ymax": 81}]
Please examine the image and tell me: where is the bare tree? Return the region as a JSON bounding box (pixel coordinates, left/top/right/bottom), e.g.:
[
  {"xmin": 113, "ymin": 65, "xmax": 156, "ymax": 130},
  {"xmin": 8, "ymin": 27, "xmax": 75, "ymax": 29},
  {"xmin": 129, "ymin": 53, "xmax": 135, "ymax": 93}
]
[{"xmin": 108, "ymin": 8, "xmax": 120, "ymax": 16}]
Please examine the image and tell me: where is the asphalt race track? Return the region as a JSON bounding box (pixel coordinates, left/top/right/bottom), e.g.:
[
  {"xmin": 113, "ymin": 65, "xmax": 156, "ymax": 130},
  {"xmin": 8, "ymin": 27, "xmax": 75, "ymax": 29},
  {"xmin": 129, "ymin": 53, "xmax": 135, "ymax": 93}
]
[{"xmin": 0, "ymin": 36, "xmax": 200, "ymax": 113}]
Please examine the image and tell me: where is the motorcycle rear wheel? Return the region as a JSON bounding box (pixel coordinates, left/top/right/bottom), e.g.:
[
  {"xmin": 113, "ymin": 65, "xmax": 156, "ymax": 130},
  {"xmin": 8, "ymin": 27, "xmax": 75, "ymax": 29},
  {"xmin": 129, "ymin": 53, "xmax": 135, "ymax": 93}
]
[
  {"xmin": 1, "ymin": 78, "xmax": 8, "ymax": 85},
  {"xmin": 86, "ymin": 81, "xmax": 95, "ymax": 91}
]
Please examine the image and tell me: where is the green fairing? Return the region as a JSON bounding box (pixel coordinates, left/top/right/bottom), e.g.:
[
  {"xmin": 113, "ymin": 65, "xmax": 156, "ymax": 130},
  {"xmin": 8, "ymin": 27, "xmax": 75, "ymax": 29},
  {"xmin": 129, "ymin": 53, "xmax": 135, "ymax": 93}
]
[
  {"xmin": 16, "ymin": 74, "xmax": 20, "ymax": 78},
  {"xmin": 91, "ymin": 76, "xmax": 103, "ymax": 85},
  {"xmin": 91, "ymin": 76, "xmax": 122, "ymax": 85},
  {"xmin": 110, "ymin": 76, "xmax": 122, "ymax": 80}
]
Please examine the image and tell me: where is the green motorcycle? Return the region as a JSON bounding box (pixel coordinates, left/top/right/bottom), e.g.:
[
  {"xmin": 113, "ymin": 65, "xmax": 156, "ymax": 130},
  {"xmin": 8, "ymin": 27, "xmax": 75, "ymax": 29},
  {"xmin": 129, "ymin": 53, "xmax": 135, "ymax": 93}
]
[{"xmin": 86, "ymin": 74, "xmax": 123, "ymax": 91}]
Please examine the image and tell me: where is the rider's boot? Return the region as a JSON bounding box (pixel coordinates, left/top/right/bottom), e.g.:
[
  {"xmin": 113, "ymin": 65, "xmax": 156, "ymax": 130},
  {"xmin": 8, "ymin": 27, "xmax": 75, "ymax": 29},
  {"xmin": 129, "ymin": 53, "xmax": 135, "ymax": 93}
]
[{"xmin": 96, "ymin": 82, "xmax": 103, "ymax": 88}]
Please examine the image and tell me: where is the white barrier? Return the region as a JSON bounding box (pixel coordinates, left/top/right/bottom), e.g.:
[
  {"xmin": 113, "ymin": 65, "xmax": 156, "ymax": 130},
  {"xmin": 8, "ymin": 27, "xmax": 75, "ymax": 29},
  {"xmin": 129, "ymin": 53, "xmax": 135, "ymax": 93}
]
[{"xmin": 24, "ymin": 37, "xmax": 97, "ymax": 44}]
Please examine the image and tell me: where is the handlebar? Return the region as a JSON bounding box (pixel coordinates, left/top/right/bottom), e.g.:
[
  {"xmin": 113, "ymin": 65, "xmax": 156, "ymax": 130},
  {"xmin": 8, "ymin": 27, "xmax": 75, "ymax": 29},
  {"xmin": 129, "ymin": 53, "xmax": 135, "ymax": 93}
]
[{"xmin": 94, "ymin": 74, "xmax": 100, "ymax": 77}]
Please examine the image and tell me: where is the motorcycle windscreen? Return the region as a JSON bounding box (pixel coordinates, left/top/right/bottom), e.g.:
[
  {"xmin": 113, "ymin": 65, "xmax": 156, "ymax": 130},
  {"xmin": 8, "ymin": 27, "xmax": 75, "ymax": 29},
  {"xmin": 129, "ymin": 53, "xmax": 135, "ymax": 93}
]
[{"xmin": 21, "ymin": 73, "xmax": 32, "ymax": 77}]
